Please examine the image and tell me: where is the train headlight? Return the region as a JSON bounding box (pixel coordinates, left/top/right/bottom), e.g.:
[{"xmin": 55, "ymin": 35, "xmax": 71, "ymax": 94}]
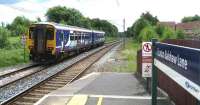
[
  {"xmin": 47, "ymin": 47, "xmax": 54, "ymax": 51},
  {"xmin": 28, "ymin": 46, "xmax": 33, "ymax": 49}
]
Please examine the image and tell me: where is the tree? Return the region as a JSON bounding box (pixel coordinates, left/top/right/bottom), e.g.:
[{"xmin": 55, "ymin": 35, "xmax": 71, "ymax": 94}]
[
  {"xmin": 0, "ymin": 27, "xmax": 10, "ymax": 48},
  {"xmin": 141, "ymin": 12, "xmax": 159, "ymax": 25},
  {"xmin": 181, "ymin": 15, "xmax": 200, "ymax": 23},
  {"xmin": 132, "ymin": 18, "xmax": 150, "ymax": 39},
  {"xmin": 46, "ymin": 6, "xmax": 86, "ymax": 27},
  {"xmin": 46, "ymin": 6, "xmax": 118, "ymax": 36},
  {"xmin": 90, "ymin": 18, "xmax": 118, "ymax": 37},
  {"xmin": 8, "ymin": 16, "xmax": 31, "ymax": 36},
  {"xmin": 138, "ymin": 26, "xmax": 158, "ymax": 42}
]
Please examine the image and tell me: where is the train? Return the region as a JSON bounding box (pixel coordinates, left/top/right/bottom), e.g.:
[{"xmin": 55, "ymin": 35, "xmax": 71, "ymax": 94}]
[{"xmin": 27, "ymin": 22, "xmax": 105, "ymax": 62}]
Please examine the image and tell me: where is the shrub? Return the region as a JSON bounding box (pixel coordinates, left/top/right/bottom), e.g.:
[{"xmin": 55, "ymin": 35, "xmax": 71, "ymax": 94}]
[
  {"xmin": 138, "ymin": 26, "xmax": 158, "ymax": 42},
  {"xmin": 176, "ymin": 29, "xmax": 185, "ymax": 39},
  {"xmin": 0, "ymin": 27, "xmax": 10, "ymax": 48},
  {"xmin": 161, "ymin": 27, "xmax": 176, "ymax": 40}
]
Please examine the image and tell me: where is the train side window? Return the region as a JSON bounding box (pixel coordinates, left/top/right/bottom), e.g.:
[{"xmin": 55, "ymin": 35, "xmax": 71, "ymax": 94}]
[
  {"xmin": 70, "ymin": 35, "xmax": 74, "ymax": 40},
  {"xmin": 46, "ymin": 28, "xmax": 54, "ymax": 40},
  {"xmin": 75, "ymin": 35, "xmax": 78, "ymax": 40}
]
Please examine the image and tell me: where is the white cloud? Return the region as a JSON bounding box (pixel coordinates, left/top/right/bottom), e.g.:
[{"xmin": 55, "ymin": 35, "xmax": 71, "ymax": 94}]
[{"xmin": 0, "ymin": 0, "xmax": 200, "ymax": 31}]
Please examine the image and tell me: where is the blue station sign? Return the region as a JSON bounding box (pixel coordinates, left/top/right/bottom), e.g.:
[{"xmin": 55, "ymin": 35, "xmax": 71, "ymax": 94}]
[{"xmin": 154, "ymin": 42, "xmax": 200, "ymax": 100}]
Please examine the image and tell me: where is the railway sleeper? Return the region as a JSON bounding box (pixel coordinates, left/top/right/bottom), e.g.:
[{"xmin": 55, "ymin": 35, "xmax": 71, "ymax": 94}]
[
  {"xmin": 13, "ymin": 101, "xmax": 34, "ymax": 105},
  {"xmin": 39, "ymin": 85, "xmax": 59, "ymax": 90},
  {"xmin": 28, "ymin": 93, "xmax": 45, "ymax": 97},
  {"xmin": 54, "ymin": 76, "xmax": 68, "ymax": 79},
  {"xmin": 25, "ymin": 93, "xmax": 44, "ymax": 98},
  {"xmin": 33, "ymin": 89, "xmax": 51, "ymax": 94},
  {"xmin": 58, "ymin": 74, "xmax": 71, "ymax": 77},
  {"xmin": 47, "ymin": 81, "xmax": 67, "ymax": 84},
  {"xmin": 51, "ymin": 78, "xmax": 69, "ymax": 82},
  {"xmin": 21, "ymin": 96, "xmax": 40, "ymax": 102},
  {"xmin": 44, "ymin": 83, "xmax": 64, "ymax": 87}
]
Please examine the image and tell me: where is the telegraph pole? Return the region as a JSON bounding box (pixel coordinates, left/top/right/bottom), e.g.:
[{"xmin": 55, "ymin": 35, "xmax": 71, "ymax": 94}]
[{"xmin": 123, "ymin": 18, "xmax": 125, "ymax": 48}]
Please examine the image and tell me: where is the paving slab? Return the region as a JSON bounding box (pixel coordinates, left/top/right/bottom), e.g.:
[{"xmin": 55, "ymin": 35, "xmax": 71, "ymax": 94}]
[{"xmin": 35, "ymin": 72, "xmax": 172, "ymax": 105}]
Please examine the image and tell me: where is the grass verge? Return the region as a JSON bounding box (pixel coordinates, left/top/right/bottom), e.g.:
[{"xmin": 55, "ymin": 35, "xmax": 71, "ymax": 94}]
[
  {"xmin": 0, "ymin": 36, "xmax": 29, "ymax": 68},
  {"xmin": 113, "ymin": 40, "xmax": 140, "ymax": 73}
]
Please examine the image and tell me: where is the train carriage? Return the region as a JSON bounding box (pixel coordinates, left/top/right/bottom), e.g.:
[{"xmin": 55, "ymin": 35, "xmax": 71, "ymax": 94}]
[{"xmin": 27, "ymin": 22, "xmax": 105, "ymax": 62}]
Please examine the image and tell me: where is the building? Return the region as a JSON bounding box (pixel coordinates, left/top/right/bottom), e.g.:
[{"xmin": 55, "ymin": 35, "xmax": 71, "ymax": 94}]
[{"xmin": 158, "ymin": 21, "xmax": 200, "ymax": 40}]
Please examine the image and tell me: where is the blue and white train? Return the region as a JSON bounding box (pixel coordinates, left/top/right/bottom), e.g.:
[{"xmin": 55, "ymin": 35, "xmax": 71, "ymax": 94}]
[{"xmin": 27, "ymin": 22, "xmax": 105, "ymax": 62}]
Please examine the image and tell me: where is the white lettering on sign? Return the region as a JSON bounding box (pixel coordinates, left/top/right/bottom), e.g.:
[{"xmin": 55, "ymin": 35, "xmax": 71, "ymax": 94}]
[
  {"xmin": 156, "ymin": 48, "xmax": 188, "ymax": 70},
  {"xmin": 154, "ymin": 59, "xmax": 200, "ymax": 100}
]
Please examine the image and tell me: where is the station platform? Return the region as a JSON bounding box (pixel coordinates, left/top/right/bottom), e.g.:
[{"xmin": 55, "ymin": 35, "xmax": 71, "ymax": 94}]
[{"xmin": 35, "ymin": 72, "xmax": 172, "ymax": 105}]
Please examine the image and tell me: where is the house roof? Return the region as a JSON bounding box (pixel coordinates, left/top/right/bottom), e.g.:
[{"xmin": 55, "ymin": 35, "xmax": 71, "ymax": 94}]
[{"xmin": 176, "ymin": 21, "xmax": 200, "ymax": 30}]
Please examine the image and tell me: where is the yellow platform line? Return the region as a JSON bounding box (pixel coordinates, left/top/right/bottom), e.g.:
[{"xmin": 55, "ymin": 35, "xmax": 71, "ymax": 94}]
[
  {"xmin": 97, "ymin": 97, "xmax": 103, "ymax": 105},
  {"xmin": 67, "ymin": 95, "xmax": 88, "ymax": 105}
]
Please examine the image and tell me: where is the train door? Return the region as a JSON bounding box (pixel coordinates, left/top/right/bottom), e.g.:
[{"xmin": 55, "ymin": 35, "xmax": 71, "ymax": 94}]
[
  {"xmin": 60, "ymin": 31, "xmax": 65, "ymax": 52},
  {"xmin": 34, "ymin": 28, "xmax": 47, "ymax": 54},
  {"xmin": 77, "ymin": 32, "xmax": 81, "ymax": 48}
]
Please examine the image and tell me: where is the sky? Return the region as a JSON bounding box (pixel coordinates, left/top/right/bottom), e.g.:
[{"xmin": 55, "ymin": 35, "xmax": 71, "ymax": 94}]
[{"xmin": 0, "ymin": 0, "xmax": 200, "ymax": 32}]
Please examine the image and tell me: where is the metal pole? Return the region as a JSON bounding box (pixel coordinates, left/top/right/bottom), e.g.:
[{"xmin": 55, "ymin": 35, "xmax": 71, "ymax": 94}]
[
  {"xmin": 151, "ymin": 38, "xmax": 157, "ymax": 105},
  {"xmin": 24, "ymin": 44, "xmax": 25, "ymax": 62},
  {"xmin": 123, "ymin": 18, "xmax": 125, "ymax": 48}
]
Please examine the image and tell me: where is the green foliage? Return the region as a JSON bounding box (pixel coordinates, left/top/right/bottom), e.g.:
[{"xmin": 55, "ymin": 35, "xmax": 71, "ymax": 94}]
[
  {"xmin": 90, "ymin": 18, "xmax": 118, "ymax": 37},
  {"xmin": 141, "ymin": 12, "xmax": 159, "ymax": 25},
  {"xmin": 155, "ymin": 24, "xmax": 165, "ymax": 37},
  {"xmin": 161, "ymin": 27, "xmax": 176, "ymax": 40},
  {"xmin": 182, "ymin": 15, "xmax": 200, "ymax": 23},
  {"xmin": 133, "ymin": 18, "xmax": 150, "ymax": 38},
  {"xmin": 46, "ymin": 6, "xmax": 89, "ymax": 27},
  {"xmin": 0, "ymin": 27, "xmax": 10, "ymax": 48},
  {"xmin": 0, "ymin": 48, "xmax": 29, "ymax": 68},
  {"xmin": 176, "ymin": 29, "xmax": 185, "ymax": 39},
  {"xmin": 138, "ymin": 26, "xmax": 158, "ymax": 42},
  {"xmin": 113, "ymin": 40, "xmax": 139, "ymax": 72},
  {"xmin": 46, "ymin": 6, "xmax": 118, "ymax": 37},
  {"xmin": 7, "ymin": 16, "xmax": 31, "ymax": 36},
  {"xmin": 126, "ymin": 12, "xmax": 158, "ymax": 39},
  {"xmin": 126, "ymin": 12, "xmax": 185, "ymax": 41}
]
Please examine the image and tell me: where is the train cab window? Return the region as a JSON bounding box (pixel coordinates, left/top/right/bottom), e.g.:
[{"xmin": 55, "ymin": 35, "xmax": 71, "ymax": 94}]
[{"xmin": 46, "ymin": 28, "xmax": 54, "ymax": 40}]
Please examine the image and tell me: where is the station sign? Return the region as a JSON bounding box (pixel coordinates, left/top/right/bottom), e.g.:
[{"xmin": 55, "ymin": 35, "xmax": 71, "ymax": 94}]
[
  {"xmin": 154, "ymin": 42, "xmax": 200, "ymax": 100},
  {"xmin": 21, "ymin": 35, "xmax": 26, "ymax": 46},
  {"xmin": 142, "ymin": 42, "xmax": 152, "ymax": 77}
]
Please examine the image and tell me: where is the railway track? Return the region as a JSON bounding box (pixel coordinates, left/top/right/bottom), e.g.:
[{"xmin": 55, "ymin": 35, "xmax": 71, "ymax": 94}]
[
  {"xmin": 0, "ymin": 64, "xmax": 39, "ymax": 80},
  {"xmin": 0, "ymin": 64, "xmax": 48, "ymax": 88},
  {"xmin": 1, "ymin": 42, "xmax": 119, "ymax": 105}
]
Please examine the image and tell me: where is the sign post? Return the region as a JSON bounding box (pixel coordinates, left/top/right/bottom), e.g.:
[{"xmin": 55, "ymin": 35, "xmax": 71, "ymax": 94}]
[
  {"xmin": 142, "ymin": 42, "xmax": 152, "ymax": 77},
  {"xmin": 151, "ymin": 39, "xmax": 157, "ymax": 105},
  {"xmin": 21, "ymin": 34, "xmax": 26, "ymax": 62}
]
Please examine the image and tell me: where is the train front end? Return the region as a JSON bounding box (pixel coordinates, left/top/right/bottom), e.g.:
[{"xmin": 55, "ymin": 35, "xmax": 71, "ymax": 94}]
[{"xmin": 27, "ymin": 23, "xmax": 56, "ymax": 62}]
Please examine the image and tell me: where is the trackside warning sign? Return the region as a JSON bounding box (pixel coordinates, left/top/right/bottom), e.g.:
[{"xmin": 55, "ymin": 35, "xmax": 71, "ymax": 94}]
[{"xmin": 142, "ymin": 42, "xmax": 152, "ymax": 77}]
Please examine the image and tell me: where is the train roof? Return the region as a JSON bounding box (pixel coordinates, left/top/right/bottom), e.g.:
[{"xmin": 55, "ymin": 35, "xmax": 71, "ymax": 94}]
[
  {"xmin": 33, "ymin": 22, "xmax": 93, "ymax": 33},
  {"xmin": 92, "ymin": 30, "xmax": 105, "ymax": 34}
]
